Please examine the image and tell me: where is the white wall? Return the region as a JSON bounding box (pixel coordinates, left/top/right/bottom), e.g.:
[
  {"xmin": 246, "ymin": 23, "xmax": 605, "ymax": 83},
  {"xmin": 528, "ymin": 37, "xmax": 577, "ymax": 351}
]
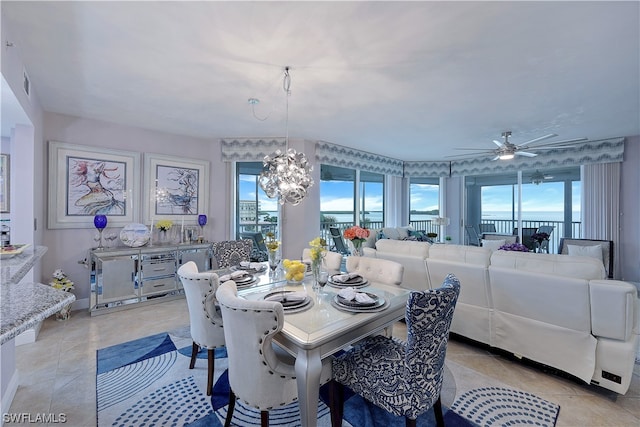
[
  {"xmin": 41, "ymin": 112, "xmax": 232, "ymax": 302},
  {"xmin": 620, "ymin": 136, "xmax": 640, "ymax": 282}
]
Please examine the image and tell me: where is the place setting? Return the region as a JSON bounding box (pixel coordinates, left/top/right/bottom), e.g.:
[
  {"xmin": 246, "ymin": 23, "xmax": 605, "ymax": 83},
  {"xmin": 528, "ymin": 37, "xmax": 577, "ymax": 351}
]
[
  {"xmin": 218, "ymin": 269, "xmax": 258, "ymax": 288},
  {"xmin": 327, "ymin": 272, "xmax": 369, "ymax": 288},
  {"xmin": 331, "ymin": 287, "xmax": 388, "ymax": 313},
  {"xmin": 263, "ymin": 288, "xmax": 313, "ymax": 313},
  {"xmin": 230, "ymin": 261, "xmax": 267, "ymax": 274}
]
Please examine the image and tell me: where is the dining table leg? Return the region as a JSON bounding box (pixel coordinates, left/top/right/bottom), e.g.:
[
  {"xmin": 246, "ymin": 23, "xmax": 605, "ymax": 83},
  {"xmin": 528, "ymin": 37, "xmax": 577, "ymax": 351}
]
[{"xmin": 295, "ymin": 347, "xmax": 323, "ymax": 427}]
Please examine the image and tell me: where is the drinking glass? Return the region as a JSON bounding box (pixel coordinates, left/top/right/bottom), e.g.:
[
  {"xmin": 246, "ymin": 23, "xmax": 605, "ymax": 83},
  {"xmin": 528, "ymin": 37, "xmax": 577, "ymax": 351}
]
[
  {"xmin": 317, "ymin": 270, "xmax": 329, "ymax": 296},
  {"xmin": 268, "ymin": 253, "xmax": 280, "ymax": 278}
]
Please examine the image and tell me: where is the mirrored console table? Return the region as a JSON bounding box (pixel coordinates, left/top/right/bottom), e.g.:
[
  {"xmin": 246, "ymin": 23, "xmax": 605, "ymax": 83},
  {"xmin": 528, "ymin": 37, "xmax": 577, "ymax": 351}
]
[{"xmin": 89, "ymin": 243, "xmax": 212, "ymax": 315}]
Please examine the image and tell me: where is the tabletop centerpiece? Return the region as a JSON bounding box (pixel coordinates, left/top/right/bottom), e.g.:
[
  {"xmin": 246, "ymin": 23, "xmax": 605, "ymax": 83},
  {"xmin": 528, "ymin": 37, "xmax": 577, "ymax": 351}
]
[
  {"xmin": 343, "ymin": 225, "xmax": 370, "ymax": 256},
  {"xmin": 531, "ymin": 232, "xmax": 550, "ymax": 253},
  {"xmin": 49, "ymin": 269, "xmax": 74, "ymax": 320},
  {"xmin": 265, "ymin": 232, "xmax": 281, "ymax": 276},
  {"xmin": 282, "ymin": 259, "xmax": 306, "ymax": 284},
  {"xmin": 155, "ymin": 219, "xmax": 173, "ymax": 243},
  {"xmin": 309, "ymin": 236, "xmax": 328, "ymax": 289}
]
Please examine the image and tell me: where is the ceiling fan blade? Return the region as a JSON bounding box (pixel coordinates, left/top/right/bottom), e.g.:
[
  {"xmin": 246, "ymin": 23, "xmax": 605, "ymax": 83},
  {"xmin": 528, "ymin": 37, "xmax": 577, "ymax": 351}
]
[
  {"xmin": 525, "ymin": 137, "xmax": 588, "ymax": 148},
  {"xmin": 491, "ymin": 155, "xmax": 501, "ymax": 161},
  {"xmin": 454, "ymin": 147, "xmax": 496, "ymax": 151},
  {"xmin": 516, "ymin": 133, "xmax": 558, "ymax": 148},
  {"xmin": 515, "ymin": 151, "xmax": 538, "ymax": 157},
  {"xmin": 492, "ymin": 140, "xmax": 504, "ymax": 147}
]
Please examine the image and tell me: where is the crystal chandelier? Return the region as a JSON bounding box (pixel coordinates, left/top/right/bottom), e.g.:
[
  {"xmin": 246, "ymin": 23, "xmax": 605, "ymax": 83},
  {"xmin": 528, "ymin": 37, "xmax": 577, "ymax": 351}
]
[{"xmin": 259, "ymin": 67, "xmax": 314, "ymax": 206}]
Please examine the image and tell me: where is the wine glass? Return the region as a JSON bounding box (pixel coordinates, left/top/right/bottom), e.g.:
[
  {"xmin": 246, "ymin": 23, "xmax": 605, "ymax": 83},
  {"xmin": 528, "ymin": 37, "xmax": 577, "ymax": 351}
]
[
  {"xmin": 93, "ymin": 214, "xmax": 107, "ymax": 249},
  {"xmin": 317, "ymin": 270, "xmax": 329, "ymax": 296},
  {"xmin": 268, "ymin": 255, "xmax": 280, "ymax": 278}
]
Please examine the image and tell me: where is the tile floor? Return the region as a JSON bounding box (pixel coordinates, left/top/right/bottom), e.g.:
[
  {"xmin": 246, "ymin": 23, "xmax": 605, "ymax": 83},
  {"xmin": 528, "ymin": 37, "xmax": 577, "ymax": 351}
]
[{"xmin": 6, "ymin": 298, "xmax": 640, "ymax": 427}]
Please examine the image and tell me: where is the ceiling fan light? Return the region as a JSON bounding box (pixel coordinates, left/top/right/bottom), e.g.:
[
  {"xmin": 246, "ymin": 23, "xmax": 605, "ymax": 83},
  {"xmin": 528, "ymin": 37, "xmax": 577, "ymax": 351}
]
[{"xmin": 499, "ymin": 152, "xmax": 514, "ymax": 160}]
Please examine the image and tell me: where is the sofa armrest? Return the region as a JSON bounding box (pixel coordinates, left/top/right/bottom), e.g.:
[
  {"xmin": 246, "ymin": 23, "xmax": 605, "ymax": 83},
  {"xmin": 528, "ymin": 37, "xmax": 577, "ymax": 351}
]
[{"xmin": 590, "ymin": 280, "xmax": 638, "ymax": 341}]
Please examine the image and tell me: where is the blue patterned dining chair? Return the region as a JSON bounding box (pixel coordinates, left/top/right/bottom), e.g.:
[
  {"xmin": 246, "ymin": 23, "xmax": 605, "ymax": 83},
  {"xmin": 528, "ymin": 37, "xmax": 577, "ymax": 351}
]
[
  {"xmin": 330, "ymin": 274, "xmax": 461, "ymax": 427},
  {"xmin": 211, "ymin": 239, "xmax": 253, "ymax": 269},
  {"xmin": 177, "ymin": 261, "xmax": 226, "ymax": 396}
]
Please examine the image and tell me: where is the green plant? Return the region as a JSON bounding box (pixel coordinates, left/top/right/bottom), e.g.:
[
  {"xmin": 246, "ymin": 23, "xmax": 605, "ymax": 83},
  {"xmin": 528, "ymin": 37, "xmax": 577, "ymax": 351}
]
[{"xmin": 445, "ymin": 236, "xmax": 452, "ymax": 241}]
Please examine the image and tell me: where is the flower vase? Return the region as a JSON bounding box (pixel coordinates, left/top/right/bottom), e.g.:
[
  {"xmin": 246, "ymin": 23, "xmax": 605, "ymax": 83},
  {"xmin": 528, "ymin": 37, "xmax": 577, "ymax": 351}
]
[
  {"xmin": 311, "ymin": 259, "xmax": 321, "ymax": 291},
  {"xmin": 349, "ymin": 240, "xmax": 363, "ymax": 256},
  {"xmin": 159, "ymin": 229, "xmax": 169, "ymax": 243},
  {"xmin": 56, "ymin": 303, "xmax": 72, "ymax": 321}
]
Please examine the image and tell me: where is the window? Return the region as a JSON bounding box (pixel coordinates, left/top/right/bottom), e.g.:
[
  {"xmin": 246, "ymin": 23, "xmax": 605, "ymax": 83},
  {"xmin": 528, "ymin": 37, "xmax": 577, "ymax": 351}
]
[
  {"xmin": 409, "ymin": 177, "xmax": 440, "ymax": 233},
  {"xmin": 464, "ymin": 167, "xmax": 580, "ymax": 252},
  {"xmin": 359, "ymin": 171, "xmax": 384, "ymax": 229},
  {"xmin": 319, "ymin": 165, "xmax": 385, "ymax": 234},
  {"xmin": 236, "ymin": 162, "xmax": 279, "ymax": 238}
]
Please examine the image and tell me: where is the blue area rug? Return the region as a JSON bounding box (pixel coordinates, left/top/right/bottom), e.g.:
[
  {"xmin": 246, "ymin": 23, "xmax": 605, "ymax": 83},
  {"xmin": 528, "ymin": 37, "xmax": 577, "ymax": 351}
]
[{"xmin": 96, "ymin": 329, "xmax": 560, "ymax": 426}]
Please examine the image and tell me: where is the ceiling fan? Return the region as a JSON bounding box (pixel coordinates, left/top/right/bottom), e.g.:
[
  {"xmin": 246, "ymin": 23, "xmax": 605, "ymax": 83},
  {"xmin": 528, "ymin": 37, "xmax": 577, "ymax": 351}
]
[
  {"xmin": 530, "ymin": 170, "xmax": 553, "ymax": 185},
  {"xmin": 449, "ymin": 131, "xmax": 587, "ymax": 161}
]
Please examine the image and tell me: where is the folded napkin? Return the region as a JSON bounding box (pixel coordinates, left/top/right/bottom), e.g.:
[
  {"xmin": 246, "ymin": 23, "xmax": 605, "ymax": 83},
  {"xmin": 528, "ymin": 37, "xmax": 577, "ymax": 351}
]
[
  {"xmin": 219, "ymin": 270, "xmax": 249, "ymax": 282},
  {"xmin": 332, "ymin": 273, "xmax": 363, "ymax": 284},
  {"xmin": 264, "ymin": 291, "xmax": 308, "ymax": 303},
  {"xmin": 240, "ymin": 261, "xmax": 263, "ymax": 270},
  {"xmin": 337, "ymin": 287, "xmax": 376, "ymax": 304}
]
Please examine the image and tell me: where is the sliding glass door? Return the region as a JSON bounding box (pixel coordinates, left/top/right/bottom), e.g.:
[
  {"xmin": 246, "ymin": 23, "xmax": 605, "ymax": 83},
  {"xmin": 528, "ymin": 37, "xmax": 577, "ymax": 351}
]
[{"xmin": 464, "ymin": 166, "xmax": 580, "ymax": 253}]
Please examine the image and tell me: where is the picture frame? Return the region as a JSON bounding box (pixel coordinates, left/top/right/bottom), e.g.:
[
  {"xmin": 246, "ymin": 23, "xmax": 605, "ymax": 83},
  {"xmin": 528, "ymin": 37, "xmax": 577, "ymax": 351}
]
[
  {"xmin": 143, "ymin": 153, "xmax": 209, "ymax": 225},
  {"xmin": 48, "ymin": 141, "xmax": 141, "ymax": 229},
  {"xmin": 0, "ymin": 154, "xmax": 9, "ymax": 213}
]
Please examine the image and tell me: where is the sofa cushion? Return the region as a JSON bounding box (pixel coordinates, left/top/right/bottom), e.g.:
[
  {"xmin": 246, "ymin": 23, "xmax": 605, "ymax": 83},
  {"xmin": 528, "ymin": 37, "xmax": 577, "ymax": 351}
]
[
  {"xmin": 481, "ymin": 239, "xmax": 505, "ymax": 251},
  {"xmin": 382, "ymin": 227, "xmax": 401, "ymax": 240},
  {"xmin": 375, "ymin": 238, "xmax": 430, "ymax": 258},
  {"xmin": 428, "ymin": 244, "xmax": 492, "ymax": 267},
  {"xmin": 568, "ymin": 244, "xmax": 603, "ymax": 262},
  {"xmin": 490, "ymin": 251, "xmax": 606, "ymax": 280}
]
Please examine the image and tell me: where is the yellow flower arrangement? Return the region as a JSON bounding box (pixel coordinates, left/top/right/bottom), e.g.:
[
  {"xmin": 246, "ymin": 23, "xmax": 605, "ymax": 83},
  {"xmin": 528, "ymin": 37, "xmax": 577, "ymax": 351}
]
[
  {"xmin": 156, "ymin": 220, "xmax": 173, "ymax": 232},
  {"xmin": 308, "ymin": 237, "xmax": 327, "ymax": 262},
  {"xmin": 50, "ymin": 269, "xmax": 74, "ymax": 292},
  {"xmin": 265, "ymin": 231, "xmax": 280, "ymax": 252}
]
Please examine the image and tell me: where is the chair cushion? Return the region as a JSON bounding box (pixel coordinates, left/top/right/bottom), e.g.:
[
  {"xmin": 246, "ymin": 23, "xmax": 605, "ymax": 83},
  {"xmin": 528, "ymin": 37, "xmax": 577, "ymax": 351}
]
[{"xmin": 482, "ymin": 239, "xmax": 505, "ymax": 251}]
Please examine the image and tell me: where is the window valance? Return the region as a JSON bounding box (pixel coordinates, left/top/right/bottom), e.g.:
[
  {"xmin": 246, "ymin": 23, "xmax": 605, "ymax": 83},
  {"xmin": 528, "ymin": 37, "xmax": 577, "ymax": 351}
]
[
  {"xmin": 403, "ymin": 161, "xmax": 451, "ymax": 178},
  {"xmin": 221, "ymin": 138, "xmax": 285, "ymax": 162},
  {"xmin": 315, "ymin": 141, "xmax": 404, "ymax": 177}
]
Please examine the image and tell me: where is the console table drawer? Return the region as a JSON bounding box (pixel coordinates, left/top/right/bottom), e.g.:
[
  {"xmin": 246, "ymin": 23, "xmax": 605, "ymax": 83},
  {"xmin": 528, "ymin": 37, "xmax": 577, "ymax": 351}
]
[
  {"xmin": 141, "ymin": 261, "xmax": 175, "ymax": 278},
  {"xmin": 141, "ymin": 277, "xmax": 176, "ymax": 296}
]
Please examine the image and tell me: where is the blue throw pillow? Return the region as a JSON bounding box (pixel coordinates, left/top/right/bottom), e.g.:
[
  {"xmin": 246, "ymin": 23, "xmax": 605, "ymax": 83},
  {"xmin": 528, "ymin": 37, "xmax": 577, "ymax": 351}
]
[{"xmin": 377, "ymin": 230, "xmax": 387, "ymax": 240}]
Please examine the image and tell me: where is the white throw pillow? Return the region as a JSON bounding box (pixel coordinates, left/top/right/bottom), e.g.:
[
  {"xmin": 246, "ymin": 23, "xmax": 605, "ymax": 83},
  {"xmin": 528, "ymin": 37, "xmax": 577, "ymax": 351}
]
[
  {"xmin": 482, "ymin": 239, "xmax": 506, "ymax": 251},
  {"xmin": 567, "ymin": 244, "xmax": 603, "ymax": 262}
]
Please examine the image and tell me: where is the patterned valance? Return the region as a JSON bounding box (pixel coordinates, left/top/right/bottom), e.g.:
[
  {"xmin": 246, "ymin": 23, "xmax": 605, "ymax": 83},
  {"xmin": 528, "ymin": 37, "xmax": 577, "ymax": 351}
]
[
  {"xmin": 221, "ymin": 138, "xmax": 285, "ymax": 162},
  {"xmin": 403, "ymin": 161, "xmax": 451, "ymax": 178},
  {"xmin": 315, "ymin": 141, "xmax": 404, "ymax": 177},
  {"xmin": 450, "ymin": 137, "xmax": 625, "ymax": 177}
]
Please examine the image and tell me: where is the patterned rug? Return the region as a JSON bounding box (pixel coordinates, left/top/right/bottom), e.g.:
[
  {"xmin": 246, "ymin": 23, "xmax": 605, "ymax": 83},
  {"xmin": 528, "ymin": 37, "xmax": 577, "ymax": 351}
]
[{"xmin": 96, "ymin": 328, "xmax": 560, "ymax": 427}]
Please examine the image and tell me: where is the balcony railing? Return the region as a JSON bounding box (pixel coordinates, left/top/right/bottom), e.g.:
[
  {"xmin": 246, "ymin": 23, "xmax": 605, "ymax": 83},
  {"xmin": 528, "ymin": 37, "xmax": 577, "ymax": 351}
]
[
  {"xmin": 477, "ymin": 219, "xmax": 582, "ymax": 254},
  {"xmin": 241, "ymin": 219, "xmax": 581, "ymax": 255}
]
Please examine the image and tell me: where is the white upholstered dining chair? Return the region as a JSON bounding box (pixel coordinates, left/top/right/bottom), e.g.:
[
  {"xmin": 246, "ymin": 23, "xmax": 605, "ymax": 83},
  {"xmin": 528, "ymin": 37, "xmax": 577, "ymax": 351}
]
[
  {"xmin": 215, "ymin": 281, "xmax": 334, "ymax": 427},
  {"xmin": 302, "ymin": 248, "xmax": 343, "ymax": 272},
  {"xmin": 345, "ymin": 256, "xmax": 404, "ymax": 286},
  {"xmin": 177, "ymin": 261, "xmax": 225, "ymax": 396}
]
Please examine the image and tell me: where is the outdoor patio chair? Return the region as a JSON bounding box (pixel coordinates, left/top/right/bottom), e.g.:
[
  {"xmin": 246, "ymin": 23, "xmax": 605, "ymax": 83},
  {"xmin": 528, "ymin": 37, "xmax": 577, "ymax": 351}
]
[
  {"xmin": 329, "ymin": 226, "xmax": 350, "ymax": 255},
  {"xmin": 465, "ymin": 225, "xmax": 480, "ymax": 246}
]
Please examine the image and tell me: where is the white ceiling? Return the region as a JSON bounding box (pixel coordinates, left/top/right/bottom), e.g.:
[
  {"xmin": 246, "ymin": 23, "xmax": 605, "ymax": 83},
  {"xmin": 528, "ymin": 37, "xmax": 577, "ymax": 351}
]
[{"xmin": 2, "ymin": 1, "xmax": 639, "ymax": 161}]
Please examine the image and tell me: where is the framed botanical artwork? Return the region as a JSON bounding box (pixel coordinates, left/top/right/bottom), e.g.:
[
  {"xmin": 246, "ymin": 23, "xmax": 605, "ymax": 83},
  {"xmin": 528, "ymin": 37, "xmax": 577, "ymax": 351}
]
[
  {"xmin": 0, "ymin": 154, "xmax": 9, "ymax": 213},
  {"xmin": 143, "ymin": 154, "xmax": 209, "ymax": 224},
  {"xmin": 48, "ymin": 141, "xmax": 141, "ymax": 229}
]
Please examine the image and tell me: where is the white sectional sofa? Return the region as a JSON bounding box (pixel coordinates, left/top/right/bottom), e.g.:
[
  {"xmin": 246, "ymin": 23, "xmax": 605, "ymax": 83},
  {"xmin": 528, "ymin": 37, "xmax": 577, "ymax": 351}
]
[{"xmin": 364, "ymin": 241, "xmax": 639, "ymax": 394}]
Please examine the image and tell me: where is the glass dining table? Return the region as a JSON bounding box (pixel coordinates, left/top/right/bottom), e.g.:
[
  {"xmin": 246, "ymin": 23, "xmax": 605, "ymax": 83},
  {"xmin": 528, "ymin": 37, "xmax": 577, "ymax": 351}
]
[{"xmin": 229, "ymin": 264, "xmax": 412, "ymax": 427}]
